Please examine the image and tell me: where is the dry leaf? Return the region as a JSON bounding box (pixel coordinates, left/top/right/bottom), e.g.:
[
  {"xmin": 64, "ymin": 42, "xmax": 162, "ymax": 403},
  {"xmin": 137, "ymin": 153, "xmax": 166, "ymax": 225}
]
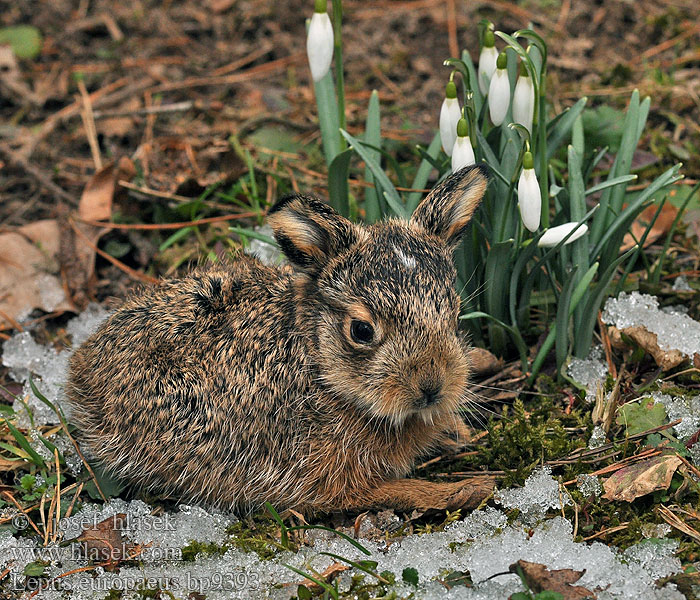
[
  {"xmin": 602, "ymin": 453, "xmax": 682, "ymax": 502},
  {"xmin": 0, "ymin": 219, "xmax": 75, "ymax": 324},
  {"xmin": 621, "ymin": 202, "xmax": 678, "ymax": 252},
  {"xmin": 608, "ymin": 325, "xmax": 687, "ymax": 370},
  {"xmin": 75, "ymin": 513, "xmax": 135, "ymax": 564},
  {"xmin": 468, "ymin": 347, "xmax": 503, "ymax": 376},
  {"xmin": 79, "ymin": 162, "xmax": 116, "ymax": 221},
  {"xmin": 509, "ymin": 560, "xmax": 595, "ymax": 599}
]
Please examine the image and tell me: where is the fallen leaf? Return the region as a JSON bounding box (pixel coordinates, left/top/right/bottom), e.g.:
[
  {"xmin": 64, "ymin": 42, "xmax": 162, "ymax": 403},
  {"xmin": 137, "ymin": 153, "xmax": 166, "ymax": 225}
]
[
  {"xmin": 79, "ymin": 162, "xmax": 116, "ymax": 222},
  {"xmin": 608, "ymin": 325, "xmax": 687, "ymax": 371},
  {"xmin": 0, "ymin": 220, "xmax": 75, "ymax": 325},
  {"xmin": 602, "ymin": 453, "xmax": 681, "ymax": 502},
  {"xmin": 60, "ymin": 158, "xmax": 135, "ymax": 308},
  {"xmin": 616, "ymin": 397, "xmax": 667, "ymax": 436},
  {"xmin": 509, "ymin": 560, "xmax": 595, "ymax": 599},
  {"xmin": 621, "ymin": 202, "xmax": 678, "ymax": 252},
  {"xmin": 75, "ymin": 513, "xmax": 135, "ymax": 565},
  {"xmin": 469, "ymin": 347, "xmax": 503, "ymax": 376}
]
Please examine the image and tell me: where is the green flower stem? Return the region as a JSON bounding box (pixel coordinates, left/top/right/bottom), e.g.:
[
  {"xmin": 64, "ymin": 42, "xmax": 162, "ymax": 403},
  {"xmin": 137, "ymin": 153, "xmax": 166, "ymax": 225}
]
[{"xmin": 332, "ymin": 0, "xmax": 346, "ymax": 152}]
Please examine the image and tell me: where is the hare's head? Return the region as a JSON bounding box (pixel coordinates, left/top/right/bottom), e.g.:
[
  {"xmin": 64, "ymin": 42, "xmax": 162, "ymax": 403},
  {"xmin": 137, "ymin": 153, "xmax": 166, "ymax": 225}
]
[{"xmin": 267, "ymin": 165, "xmax": 488, "ymax": 425}]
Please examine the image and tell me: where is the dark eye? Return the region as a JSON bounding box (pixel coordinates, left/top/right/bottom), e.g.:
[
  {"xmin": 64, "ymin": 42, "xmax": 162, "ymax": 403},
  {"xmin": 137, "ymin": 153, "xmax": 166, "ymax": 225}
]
[{"xmin": 350, "ymin": 320, "xmax": 374, "ymax": 344}]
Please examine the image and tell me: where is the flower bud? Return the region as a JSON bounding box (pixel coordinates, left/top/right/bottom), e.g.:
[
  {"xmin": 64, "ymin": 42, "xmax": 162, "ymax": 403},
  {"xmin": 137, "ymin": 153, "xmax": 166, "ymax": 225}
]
[
  {"xmin": 439, "ymin": 81, "xmax": 461, "ymax": 156},
  {"xmin": 451, "ymin": 118, "xmax": 475, "ymax": 171},
  {"xmin": 517, "ymin": 152, "xmax": 540, "ymax": 232},
  {"xmin": 478, "ymin": 30, "xmax": 498, "ymax": 96},
  {"xmin": 538, "ymin": 222, "xmax": 589, "ymax": 247},
  {"xmin": 512, "ymin": 62, "xmax": 535, "ymax": 133},
  {"xmin": 488, "ymin": 52, "xmax": 510, "ymax": 126},
  {"xmin": 306, "ymin": 2, "xmax": 334, "ymax": 82}
]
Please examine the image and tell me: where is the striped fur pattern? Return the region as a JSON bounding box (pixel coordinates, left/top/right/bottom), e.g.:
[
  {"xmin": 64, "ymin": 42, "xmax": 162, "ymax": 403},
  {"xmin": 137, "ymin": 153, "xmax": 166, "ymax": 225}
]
[{"xmin": 67, "ymin": 165, "xmax": 489, "ymax": 513}]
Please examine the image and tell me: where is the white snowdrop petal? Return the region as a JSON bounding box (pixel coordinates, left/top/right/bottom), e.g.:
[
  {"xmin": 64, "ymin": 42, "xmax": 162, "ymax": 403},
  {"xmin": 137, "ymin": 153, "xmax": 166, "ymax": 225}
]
[
  {"xmin": 512, "ymin": 75, "xmax": 535, "ymax": 133},
  {"xmin": 478, "ymin": 46, "xmax": 498, "ymax": 96},
  {"xmin": 306, "ymin": 12, "xmax": 334, "ymax": 82},
  {"xmin": 538, "ymin": 222, "xmax": 589, "ymax": 247},
  {"xmin": 518, "ymin": 169, "xmax": 541, "ymax": 232},
  {"xmin": 488, "ymin": 69, "xmax": 510, "ymax": 126},
  {"xmin": 451, "ymin": 136, "xmax": 475, "ymax": 172},
  {"xmin": 439, "ymin": 97, "xmax": 462, "ymax": 156}
]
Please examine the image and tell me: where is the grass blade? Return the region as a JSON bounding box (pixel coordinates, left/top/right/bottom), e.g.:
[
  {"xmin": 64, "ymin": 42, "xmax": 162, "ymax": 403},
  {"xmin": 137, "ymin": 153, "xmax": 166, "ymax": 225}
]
[
  {"xmin": 407, "ymin": 132, "xmax": 441, "ymax": 214},
  {"xmin": 314, "ymin": 70, "xmax": 342, "ymax": 165},
  {"xmin": 363, "ymin": 90, "xmax": 382, "ymax": 223},
  {"xmin": 340, "ymin": 129, "xmax": 407, "ymax": 218},
  {"xmin": 328, "ymin": 148, "xmax": 353, "ymax": 218}
]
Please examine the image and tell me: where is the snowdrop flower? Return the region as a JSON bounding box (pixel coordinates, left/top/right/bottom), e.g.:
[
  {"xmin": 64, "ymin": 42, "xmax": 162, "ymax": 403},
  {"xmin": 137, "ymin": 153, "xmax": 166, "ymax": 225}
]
[
  {"xmin": 512, "ymin": 62, "xmax": 535, "ymax": 133},
  {"xmin": 306, "ymin": 0, "xmax": 334, "ymax": 82},
  {"xmin": 451, "ymin": 117, "xmax": 475, "ymax": 171},
  {"xmin": 538, "ymin": 222, "xmax": 589, "ymax": 247},
  {"xmin": 439, "ymin": 80, "xmax": 461, "ymax": 156},
  {"xmin": 488, "ymin": 52, "xmax": 510, "ymax": 126},
  {"xmin": 518, "ymin": 151, "xmax": 540, "ymax": 232},
  {"xmin": 478, "ymin": 29, "xmax": 498, "ymax": 96}
]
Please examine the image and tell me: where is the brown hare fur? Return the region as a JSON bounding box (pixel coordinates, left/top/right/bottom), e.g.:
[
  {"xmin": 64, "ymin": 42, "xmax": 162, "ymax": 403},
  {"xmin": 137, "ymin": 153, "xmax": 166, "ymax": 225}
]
[{"xmin": 66, "ymin": 165, "xmax": 489, "ymax": 514}]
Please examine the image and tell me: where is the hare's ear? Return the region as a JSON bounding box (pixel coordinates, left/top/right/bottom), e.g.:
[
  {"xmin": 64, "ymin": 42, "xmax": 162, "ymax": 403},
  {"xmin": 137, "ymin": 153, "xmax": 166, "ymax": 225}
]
[
  {"xmin": 410, "ymin": 165, "xmax": 489, "ymax": 249},
  {"xmin": 267, "ymin": 194, "xmax": 358, "ymax": 273}
]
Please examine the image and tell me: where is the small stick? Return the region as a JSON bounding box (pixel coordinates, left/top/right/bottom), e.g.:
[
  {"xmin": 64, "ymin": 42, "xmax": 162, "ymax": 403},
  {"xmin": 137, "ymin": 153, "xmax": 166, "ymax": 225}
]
[
  {"xmin": 53, "ymin": 448, "xmax": 61, "ymax": 543},
  {"xmin": 77, "ymin": 79, "xmax": 102, "ymax": 171},
  {"xmin": 79, "ymin": 211, "xmax": 259, "ymax": 230},
  {"xmin": 446, "ymin": 0, "xmax": 458, "ymax": 59},
  {"xmin": 2, "ymin": 491, "xmax": 42, "ymax": 536}
]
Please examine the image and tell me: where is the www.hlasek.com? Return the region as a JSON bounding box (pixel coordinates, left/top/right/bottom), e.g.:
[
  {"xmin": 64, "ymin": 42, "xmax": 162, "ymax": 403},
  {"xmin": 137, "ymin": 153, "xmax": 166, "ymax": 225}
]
[
  {"xmin": 8, "ymin": 544, "xmax": 184, "ymax": 563},
  {"xmin": 12, "ymin": 571, "xmax": 260, "ymax": 593}
]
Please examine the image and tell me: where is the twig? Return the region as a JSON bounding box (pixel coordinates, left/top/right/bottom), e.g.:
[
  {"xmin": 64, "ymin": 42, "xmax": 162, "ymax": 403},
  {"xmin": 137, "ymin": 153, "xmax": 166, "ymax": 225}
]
[
  {"xmin": 79, "ymin": 211, "xmax": 259, "ymax": 230},
  {"xmin": 92, "ymin": 100, "xmax": 196, "ymax": 119},
  {"xmin": 446, "ymin": 0, "xmax": 459, "ymax": 59},
  {"xmin": 2, "ymin": 491, "xmax": 42, "ymax": 536},
  {"xmin": 77, "ymin": 79, "xmax": 102, "ymax": 170}
]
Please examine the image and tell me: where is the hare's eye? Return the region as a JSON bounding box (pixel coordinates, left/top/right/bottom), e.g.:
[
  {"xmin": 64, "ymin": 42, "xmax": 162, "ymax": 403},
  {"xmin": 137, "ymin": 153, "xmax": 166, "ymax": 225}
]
[{"xmin": 350, "ymin": 320, "xmax": 374, "ymax": 344}]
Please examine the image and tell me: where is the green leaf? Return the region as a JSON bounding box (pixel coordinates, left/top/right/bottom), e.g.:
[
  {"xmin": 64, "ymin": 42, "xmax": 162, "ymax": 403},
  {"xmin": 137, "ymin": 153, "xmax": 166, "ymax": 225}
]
[
  {"xmin": 328, "ymin": 148, "xmax": 353, "ymax": 218},
  {"xmin": 555, "ymin": 265, "xmax": 580, "ymax": 371},
  {"xmin": 617, "ymin": 397, "xmax": 667, "ymax": 436},
  {"xmin": 0, "ymin": 25, "xmax": 42, "ymax": 59},
  {"xmin": 340, "ymin": 129, "xmax": 406, "ymax": 218},
  {"xmin": 546, "ymin": 98, "xmax": 587, "ymax": 161},
  {"xmin": 402, "ymin": 567, "xmax": 419, "ymax": 586},
  {"xmin": 229, "ymin": 226, "xmax": 277, "ymax": 247},
  {"xmin": 20, "ymin": 474, "xmax": 36, "ymax": 491},
  {"xmin": 407, "ymin": 133, "xmax": 441, "ymax": 214},
  {"xmin": 84, "ymin": 460, "xmax": 126, "ymax": 500},
  {"xmin": 314, "ymin": 70, "xmax": 342, "ymax": 165},
  {"xmin": 3, "ymin": 419, "xmax": 44, "ymax": 467},
  {"xmin": 296, "ymin": 585, "xmax": 313, "ymax": 600},
  {"xmin": 23, "ymin": 561, "xmax": 46, "ymax": 577},
  {"xmin": 363, "ymin": 90, "xmax": 383, "ymax": 223}
]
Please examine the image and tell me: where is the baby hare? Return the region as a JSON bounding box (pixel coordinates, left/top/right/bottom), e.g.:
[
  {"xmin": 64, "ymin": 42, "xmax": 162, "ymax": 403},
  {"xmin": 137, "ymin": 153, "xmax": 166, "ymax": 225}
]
[{"xmin": 67, "ymin": 165, "xmax": 489, "ymax": 514}]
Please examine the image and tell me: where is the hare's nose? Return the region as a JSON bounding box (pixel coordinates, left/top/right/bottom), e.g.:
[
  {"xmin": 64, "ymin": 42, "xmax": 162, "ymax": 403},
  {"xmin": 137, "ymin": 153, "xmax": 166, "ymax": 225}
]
[{"xmin": 419, "ymin": 384, "xmax": 442, "ymax": 407}]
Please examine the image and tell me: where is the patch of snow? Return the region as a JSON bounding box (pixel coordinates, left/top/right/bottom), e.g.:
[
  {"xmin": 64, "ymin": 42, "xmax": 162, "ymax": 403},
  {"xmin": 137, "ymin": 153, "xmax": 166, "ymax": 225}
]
[
  {"xmin": 495, "ymin": 466, "xmax": 570, "ymax": 523},
  {"xmin": 602, "ymin": 291, "xmax": 700, "ymax": 359},
  {"xmin": 1, "ymin": 305, "xmax": 109, "ymax": 428},
  {"xmin": 589, "ymin": 424, "xmax": 607, "ymax": 449},
  {"xmin": 650, "ymin": 391, "xmax": 700, "ymax": 441},
  {"xmin": 244, "ymin": 224, "xmax": 283, "ymax": 266},
  {"xmin": 577, "ymin": 474, "xmax": 603, "ymax": 497},
  {"xmin": 672, "ymin": 276, "xmax": 692, "ymax": 292},
  {"xmin": 568, "ymin": 345, "xmax": 608, "ymax": 402}
]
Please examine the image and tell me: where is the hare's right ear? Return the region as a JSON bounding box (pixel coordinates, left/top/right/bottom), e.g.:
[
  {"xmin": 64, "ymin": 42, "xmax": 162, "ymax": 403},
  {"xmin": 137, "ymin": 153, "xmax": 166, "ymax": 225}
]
[
  {"xmin": 267, "ymin": 194, "xmax": 358, "ymax": 274},
  {"xmin": 410, "ymin": 165, "xmax": 489, "ymax": 250}
]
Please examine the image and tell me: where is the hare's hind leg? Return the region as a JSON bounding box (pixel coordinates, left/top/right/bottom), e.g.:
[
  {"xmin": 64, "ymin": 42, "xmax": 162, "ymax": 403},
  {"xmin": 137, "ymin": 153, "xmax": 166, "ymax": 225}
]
[{"xmin": 348, "ymin": 478, "xmax": 493, "ymax": 512}]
